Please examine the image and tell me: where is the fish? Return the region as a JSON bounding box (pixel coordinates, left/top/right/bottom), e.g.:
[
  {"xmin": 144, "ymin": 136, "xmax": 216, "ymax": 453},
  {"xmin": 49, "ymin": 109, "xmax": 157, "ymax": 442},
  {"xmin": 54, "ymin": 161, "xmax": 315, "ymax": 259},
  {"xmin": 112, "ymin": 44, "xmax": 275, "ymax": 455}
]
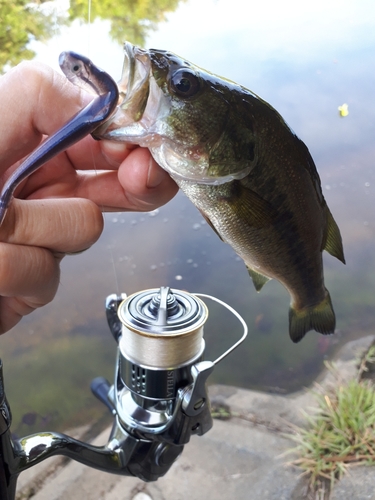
[
  {"xmin": 92, "ymin": 42, "xmax": 345, "ymax": 343},
  {"xmin": 0, "ymin": 51, "xmax": 119, "ymax": 225}
]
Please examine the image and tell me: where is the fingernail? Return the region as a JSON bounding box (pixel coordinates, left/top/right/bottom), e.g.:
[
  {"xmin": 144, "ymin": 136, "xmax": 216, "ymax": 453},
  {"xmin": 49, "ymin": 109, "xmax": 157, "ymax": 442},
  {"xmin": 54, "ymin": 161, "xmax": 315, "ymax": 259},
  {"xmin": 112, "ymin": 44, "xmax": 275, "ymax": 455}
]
[
  {"xmin": 101, "ymin": 140, "xmax": 130, "ymax": 167},
  {"xmin": 147, "ymin": 157, "xmax": 167, "ymax": 188},
  {"xmin": 65, "ymin": 247, "xmax": 90, "ymax": 256}
]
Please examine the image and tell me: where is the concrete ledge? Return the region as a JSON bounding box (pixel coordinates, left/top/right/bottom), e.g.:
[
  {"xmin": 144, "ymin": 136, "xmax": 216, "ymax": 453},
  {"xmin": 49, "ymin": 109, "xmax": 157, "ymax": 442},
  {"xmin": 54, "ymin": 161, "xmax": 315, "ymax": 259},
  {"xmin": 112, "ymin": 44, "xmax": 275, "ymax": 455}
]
[{"xmin": 16, "ymin": 335, "xmax": 375, "ymax": 500}]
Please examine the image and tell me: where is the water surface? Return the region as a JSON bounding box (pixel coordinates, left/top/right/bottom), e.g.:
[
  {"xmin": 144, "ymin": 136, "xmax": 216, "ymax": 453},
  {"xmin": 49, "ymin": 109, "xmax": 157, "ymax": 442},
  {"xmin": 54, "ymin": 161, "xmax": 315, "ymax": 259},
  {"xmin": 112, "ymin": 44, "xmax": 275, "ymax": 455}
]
[{"xmin": 1, "ymin": 0, "xmax": 375, "ymax": 434}]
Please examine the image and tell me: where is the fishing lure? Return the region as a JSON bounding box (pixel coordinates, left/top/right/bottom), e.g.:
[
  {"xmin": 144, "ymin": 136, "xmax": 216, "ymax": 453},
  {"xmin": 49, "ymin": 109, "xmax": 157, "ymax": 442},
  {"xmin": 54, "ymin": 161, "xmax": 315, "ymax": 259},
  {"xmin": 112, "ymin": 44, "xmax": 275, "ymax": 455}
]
[{"xmin": 0, "ymin": 52, "xmax": 119, "ymax": 225}]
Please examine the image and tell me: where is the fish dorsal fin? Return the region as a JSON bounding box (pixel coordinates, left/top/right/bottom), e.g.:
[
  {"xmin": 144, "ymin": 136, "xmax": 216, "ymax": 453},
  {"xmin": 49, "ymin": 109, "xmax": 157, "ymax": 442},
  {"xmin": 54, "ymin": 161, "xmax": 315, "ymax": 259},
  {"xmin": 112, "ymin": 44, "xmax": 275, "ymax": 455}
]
[
  {"xmin": 322, "ymin": 206, "xmax": 345, "ymax": 264},
  {"xmin": 247, "ymin": 266, "xmax": 271, "ymax": 292}
]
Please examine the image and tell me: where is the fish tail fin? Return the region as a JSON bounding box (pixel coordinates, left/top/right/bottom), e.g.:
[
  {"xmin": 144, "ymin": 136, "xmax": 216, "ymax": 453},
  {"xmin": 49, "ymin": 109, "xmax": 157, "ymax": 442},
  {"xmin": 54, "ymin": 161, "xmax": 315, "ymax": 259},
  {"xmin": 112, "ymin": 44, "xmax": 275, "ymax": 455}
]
[{"xmin": 289, "ymin": 290, "xmax": 336, "ymax": 343}]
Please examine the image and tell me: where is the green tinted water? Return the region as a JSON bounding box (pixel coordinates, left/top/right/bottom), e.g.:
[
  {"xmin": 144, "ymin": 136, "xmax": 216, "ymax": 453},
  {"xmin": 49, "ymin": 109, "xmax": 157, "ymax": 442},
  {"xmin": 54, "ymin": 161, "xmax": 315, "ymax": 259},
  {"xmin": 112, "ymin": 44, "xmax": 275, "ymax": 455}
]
[{"xmin": 1, "ymin": 0, "xmax": 375, "ymax": 435}]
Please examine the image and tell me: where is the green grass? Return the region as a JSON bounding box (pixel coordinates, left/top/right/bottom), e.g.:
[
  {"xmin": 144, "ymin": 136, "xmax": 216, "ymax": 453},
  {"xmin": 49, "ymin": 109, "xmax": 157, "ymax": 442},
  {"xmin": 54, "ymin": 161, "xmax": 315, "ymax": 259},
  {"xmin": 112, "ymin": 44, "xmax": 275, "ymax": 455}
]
[{"xmin": 288, "ymin": 346, "xmax": 375, "ymax": 489}]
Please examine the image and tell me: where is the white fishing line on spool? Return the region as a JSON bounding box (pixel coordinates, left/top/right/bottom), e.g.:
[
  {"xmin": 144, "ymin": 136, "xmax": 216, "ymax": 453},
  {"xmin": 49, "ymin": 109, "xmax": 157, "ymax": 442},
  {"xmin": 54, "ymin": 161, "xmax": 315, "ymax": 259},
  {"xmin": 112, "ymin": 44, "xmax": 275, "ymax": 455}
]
[
  {"xmin": 118, "ymin": 288, "xmax": 208, "ymax": 369},
  {"xmin": 119, "ymin": 325, "xmax": 206, "ymax": 369},
  {"xmin": 117, "ymin": 288, "xmax": 248, "ymax": 370}
]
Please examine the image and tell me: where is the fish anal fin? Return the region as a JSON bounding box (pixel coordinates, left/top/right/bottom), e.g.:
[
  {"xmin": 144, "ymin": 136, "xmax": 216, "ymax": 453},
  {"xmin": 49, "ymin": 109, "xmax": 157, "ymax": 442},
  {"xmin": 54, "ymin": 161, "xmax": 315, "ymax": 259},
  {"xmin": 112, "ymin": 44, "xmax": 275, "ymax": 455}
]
[
  {"xmin": 247, "ymin": 266, "xmax": 271, "ymax": 292},
  {"xmin": 289, "ymin": 289, "xmax": 336, "ymax": 343},
  {"xmin": 322, "ymin": 207, "xmax": 345, "ymax": 264}
]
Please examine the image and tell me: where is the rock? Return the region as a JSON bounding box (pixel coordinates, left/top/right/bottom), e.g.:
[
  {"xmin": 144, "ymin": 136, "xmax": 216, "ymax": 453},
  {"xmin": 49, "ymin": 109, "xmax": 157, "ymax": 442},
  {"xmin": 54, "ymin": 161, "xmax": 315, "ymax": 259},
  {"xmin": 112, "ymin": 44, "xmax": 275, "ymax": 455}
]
[
  {"xmin": 16, "ymin": 335, "xmax": 375, "ymax": 500},
  {"xmin": 330, "ymin": 466, "xmax": 375, "ymax": 500},
  {"xmin": 27, "ymin": 419, "xmax": 302, "ymax": 500}
]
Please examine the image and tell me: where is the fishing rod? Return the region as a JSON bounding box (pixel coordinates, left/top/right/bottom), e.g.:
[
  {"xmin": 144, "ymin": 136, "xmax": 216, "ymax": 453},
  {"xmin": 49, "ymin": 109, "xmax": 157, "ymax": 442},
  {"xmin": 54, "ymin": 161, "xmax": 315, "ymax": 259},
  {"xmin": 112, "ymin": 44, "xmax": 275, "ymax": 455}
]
[{"xmin": 0, "ymin": 286, "xmax": 247, "ymax": 499}]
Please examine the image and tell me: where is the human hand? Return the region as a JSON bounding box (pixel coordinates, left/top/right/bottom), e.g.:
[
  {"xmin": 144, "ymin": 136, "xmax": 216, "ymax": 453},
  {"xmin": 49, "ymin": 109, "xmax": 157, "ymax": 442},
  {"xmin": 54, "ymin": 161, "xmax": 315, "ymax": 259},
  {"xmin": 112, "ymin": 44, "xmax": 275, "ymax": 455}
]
[{"xmin": 0, "ymin": 60, "xmax": 178, "ymax": 334}]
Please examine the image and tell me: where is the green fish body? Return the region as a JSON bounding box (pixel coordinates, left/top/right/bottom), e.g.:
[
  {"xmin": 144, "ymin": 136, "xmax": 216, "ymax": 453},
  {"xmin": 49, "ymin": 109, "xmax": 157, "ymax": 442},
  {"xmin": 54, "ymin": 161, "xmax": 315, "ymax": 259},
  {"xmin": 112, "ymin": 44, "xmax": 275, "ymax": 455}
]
[{"xmin": 95, "ymin": 43, "xmax": 345, "ymax": 343}]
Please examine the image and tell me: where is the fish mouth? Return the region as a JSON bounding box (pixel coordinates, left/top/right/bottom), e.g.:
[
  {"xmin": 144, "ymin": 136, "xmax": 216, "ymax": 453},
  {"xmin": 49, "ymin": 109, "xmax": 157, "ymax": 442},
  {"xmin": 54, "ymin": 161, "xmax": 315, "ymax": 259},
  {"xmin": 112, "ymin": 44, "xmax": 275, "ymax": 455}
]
[
  {"xmin": 93, "ymin": 42, "xmax": 168, "ymax": 144},
  {"xmin": 94, "ymin": 43, "xmax": 251, "ymax": 186}
]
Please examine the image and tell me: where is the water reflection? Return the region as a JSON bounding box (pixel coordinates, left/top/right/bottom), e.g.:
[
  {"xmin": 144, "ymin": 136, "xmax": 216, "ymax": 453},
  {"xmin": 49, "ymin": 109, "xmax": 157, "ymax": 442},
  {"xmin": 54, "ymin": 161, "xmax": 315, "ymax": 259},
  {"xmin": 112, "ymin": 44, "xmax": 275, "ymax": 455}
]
[
  {"xmin": 0, "ymin": 0, "xmax": 62, "ymax": 72},
  {"xmin": 68, "ymin": 0, "xmax": 182, "ymax": 46},
  {"xmin": 1, "ymin": 0, "xmax": 375, "ymax": 434},
  {"xmin": 0, "ymin": 0, "xmax": 183, "ymax": 72}
]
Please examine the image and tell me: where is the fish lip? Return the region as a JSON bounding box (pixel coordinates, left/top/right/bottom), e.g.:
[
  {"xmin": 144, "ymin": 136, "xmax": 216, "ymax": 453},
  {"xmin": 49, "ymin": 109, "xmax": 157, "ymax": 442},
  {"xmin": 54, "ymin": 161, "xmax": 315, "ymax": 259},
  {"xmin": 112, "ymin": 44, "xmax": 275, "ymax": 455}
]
[
  {"xmin": 94, "ymin": 42, "xmax": 153, "ymax": 138},
  {"xmin": 121, "ymin": 41, "xmax": 150, "ymax": 101}
]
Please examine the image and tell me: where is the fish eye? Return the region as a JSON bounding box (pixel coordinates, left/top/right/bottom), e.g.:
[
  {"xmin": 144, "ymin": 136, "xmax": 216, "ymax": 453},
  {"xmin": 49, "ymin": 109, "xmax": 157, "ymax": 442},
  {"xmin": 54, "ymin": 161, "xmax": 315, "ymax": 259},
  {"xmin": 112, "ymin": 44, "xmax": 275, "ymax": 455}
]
[{"xmin": 169, "ymin": 69, "xmax": 200, "ymax": 98}]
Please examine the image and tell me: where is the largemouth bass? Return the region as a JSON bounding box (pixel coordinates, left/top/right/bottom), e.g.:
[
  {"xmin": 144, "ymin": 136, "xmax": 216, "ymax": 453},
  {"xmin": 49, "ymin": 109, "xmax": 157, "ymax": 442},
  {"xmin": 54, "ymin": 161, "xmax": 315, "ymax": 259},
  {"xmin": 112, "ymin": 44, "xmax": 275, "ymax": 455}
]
[{"xmin": 99, "ymin": 43, "xmax": 344, "ymax": 343}]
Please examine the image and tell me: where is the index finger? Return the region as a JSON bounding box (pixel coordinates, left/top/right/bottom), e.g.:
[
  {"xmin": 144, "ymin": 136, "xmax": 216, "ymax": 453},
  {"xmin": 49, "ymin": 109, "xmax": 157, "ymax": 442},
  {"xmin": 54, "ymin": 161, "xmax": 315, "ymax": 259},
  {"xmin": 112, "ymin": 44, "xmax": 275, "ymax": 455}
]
[
  {"xmin": 0, "ymin": 61, "xmax": 91, "ymax": 174},
  {"xmin": 0, "ymin": 198, "xmax": 103, "ymax": 253}
]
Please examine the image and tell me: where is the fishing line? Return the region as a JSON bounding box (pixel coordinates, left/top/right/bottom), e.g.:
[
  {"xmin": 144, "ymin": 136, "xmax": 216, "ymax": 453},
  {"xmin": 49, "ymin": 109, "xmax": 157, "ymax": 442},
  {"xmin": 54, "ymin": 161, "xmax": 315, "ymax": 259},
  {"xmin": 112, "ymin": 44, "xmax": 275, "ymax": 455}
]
[
  {"xmin": 87, "ymin": 123, "xmax": 121, "ymax": 298},
  {"xmin": 120, "ymin": 322, "xmax": 205, "ymax": 368},
  {"xmin": 87, "ymin": 0, "xmax": 92, "ymax": 56},
  {"xmin": 109, "ymin": 239, "xmax": 121, "ymax": 296},
  {"xmin": 86, "ymin": 130, "xmax": 121, "ymax": 297},
  {"xmin": 84, "ymin": 0, "xmax": 120, "ymax": 296}
]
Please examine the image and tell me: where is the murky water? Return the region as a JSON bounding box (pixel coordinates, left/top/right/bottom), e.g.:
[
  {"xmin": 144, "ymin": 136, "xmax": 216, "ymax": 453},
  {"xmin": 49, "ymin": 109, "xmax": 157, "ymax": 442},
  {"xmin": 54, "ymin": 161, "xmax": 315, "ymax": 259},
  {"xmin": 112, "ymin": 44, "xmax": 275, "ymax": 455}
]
[{"xmin": 1, "ymin": 0, "xmax": 375, "ymax": 435}]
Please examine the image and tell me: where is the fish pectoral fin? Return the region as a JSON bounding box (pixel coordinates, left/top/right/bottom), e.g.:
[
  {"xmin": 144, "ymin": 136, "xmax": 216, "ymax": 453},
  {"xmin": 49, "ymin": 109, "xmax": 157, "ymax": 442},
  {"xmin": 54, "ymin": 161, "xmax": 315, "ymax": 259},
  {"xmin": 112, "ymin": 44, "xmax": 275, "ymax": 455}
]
[
  {"xmin": 322, "ymin": 206, "xmax": 345, "ymax": 264},
  {"xmin": 289, "ymin": 290, "xmax": 336, "ymax": 343},
  {"xmin": 199, "ymin": 210, "xmax": 224, "ymax": 241},
  {"xmin": 247, "ymin": 266, "xmax": 271, "ymax": 292},
  {"xmin": 232, "ymin": 184, "xmax": 276, "ymax": 228}
]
